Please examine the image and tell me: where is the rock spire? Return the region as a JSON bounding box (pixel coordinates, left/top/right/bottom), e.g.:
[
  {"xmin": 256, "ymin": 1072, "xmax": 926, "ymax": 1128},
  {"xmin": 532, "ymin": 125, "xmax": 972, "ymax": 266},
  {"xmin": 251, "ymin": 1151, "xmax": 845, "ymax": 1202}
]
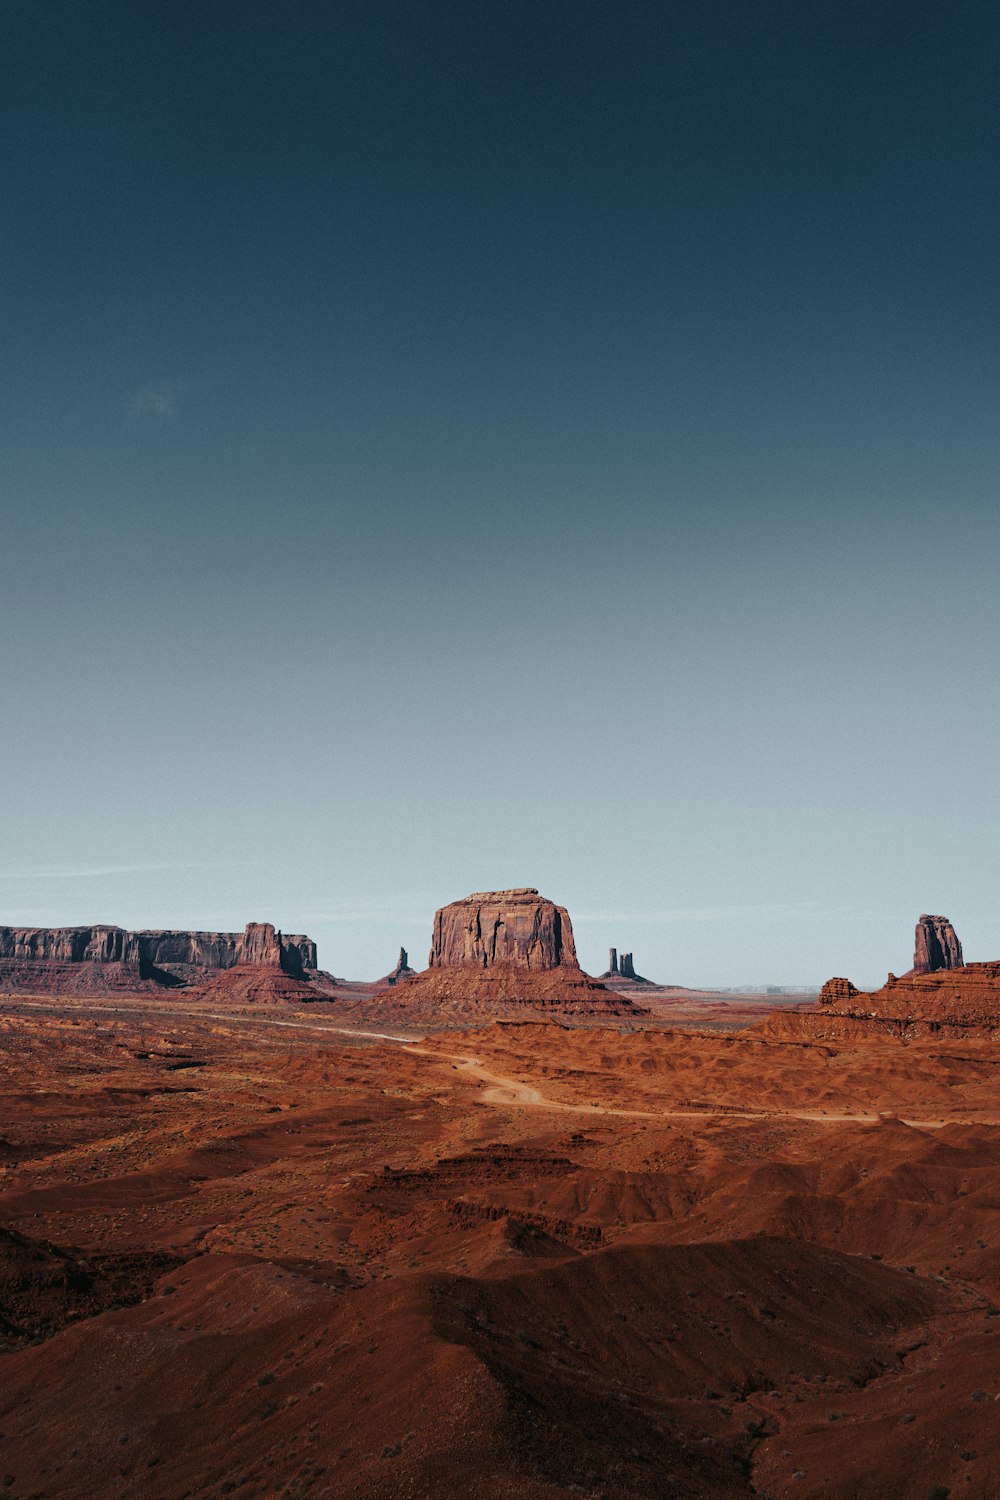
[{"xmin": 913, "ymin": 915, "xmax": 963, "ymax": 974}]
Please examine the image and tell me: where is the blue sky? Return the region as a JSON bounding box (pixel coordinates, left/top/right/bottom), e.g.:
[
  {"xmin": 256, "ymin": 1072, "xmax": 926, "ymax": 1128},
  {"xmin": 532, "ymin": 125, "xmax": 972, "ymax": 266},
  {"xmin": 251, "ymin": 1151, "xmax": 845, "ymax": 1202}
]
[{"xmin": 3, "ymin": 2, "xmax": 999, "ymax": 985}]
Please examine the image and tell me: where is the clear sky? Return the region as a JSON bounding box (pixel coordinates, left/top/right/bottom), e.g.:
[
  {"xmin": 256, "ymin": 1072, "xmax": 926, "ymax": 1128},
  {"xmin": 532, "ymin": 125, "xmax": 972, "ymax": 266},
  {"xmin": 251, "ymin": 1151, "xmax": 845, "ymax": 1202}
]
[{"xmin": 3, "ymin": 1, "xmax": 999, "ymax": 987}]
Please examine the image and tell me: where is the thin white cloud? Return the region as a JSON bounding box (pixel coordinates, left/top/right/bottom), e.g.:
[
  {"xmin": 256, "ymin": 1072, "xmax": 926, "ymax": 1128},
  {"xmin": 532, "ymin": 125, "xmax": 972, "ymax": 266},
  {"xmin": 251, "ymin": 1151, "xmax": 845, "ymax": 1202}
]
[
  {"xmin": 0, "ymin": 862, "xmax": 223, "ymax": 881},
  {"xmin": 129, "ymin": 381, "xmax": 183, "ymax": 420}
]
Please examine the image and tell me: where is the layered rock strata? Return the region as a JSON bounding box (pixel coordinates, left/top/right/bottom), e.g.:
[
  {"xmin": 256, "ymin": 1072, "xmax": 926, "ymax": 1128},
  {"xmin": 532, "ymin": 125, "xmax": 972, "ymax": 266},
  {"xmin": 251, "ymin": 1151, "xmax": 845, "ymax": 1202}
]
[
  {"xmin": 428, "ymin": 889, "xmax": 577, "ymax": 971},
  {"xmin": 371, "ymin": 889, "xmax": 645, "ymax": 1018},
  {"xmin": 0, "ymin": 922, "xmax": 317, "ymax": 992},
  {"xmin": 761, "ymin": 963, "xmax": 1000, "ymax": 1041},
  {"xmin": 913, "ymin": 914, "xmax": 963, "ymax": 974}
]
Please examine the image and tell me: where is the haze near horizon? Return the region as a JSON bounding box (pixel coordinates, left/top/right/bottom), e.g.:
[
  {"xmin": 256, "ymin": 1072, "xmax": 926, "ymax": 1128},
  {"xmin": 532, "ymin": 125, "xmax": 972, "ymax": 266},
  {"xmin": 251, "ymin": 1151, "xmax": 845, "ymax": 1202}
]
[{"xmin": 3, "ymin": 1, "xmax": 999, "ymax": 988}]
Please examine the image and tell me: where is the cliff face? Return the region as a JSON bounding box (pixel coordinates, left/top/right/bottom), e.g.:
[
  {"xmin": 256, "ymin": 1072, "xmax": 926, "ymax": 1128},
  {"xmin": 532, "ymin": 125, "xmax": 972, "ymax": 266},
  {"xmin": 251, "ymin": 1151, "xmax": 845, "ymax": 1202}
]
[
  {"xmin": 767, "ymin": 963, "xmax": 1000, "ymax": 1040},
  {"xmin": 428, "ymin": 889, "xmax": 578, "ymax": 971},
  {"xmin": 0, "ymin": 922, "xmax": 317, "ymax": 988},
  {"xmin": 368, "ymin": 888, "xmax": 640, "ymax": 1018},
  {"xmin": 0, "ymin": 926, "xmax": 141, "ymax": 965},
  {"xmin": 138, "ymin": 923, "xmax": 315, "ymax": 976},
  {"xmin": 913, "ymin": 915, "xmax": 963, "ymax": 974}
]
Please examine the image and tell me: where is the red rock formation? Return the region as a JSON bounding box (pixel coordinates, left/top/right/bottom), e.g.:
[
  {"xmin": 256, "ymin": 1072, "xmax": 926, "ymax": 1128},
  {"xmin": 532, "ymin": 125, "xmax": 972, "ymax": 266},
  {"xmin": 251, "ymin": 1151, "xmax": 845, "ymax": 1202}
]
[
  {"xmin": 913, "ymin": 914, "xmax": 963, "ymax": 974},
  {"xmin": 0, "ymin": 922, "xmax": 318, "ymax": 991},
  {"xmin": 770, "ymin": 963, "xmax": 1000, "ymax": 1040},
  {"xmin": 380, "ymin": 947, "xmax": 418, "ymax": 987},
  {"xmin": 232, "ymin": 921, "xmax": 280, "ymax": 966},
  {"xmin": 428, "ymin": 889, "xmax": 577, "ymax": 971},
  {"xmin": 365, "ymin": 889, "xmax": 645, "ymax": 1018},
  {"xmin": 819, "ymin": 977, "xmax": 860, "ymax": 1005},
  {"xmin": 0, "ymin": 926, "xmax": 141, "ymax": 965},
  {"xmin": 182, "ymin": 965, "xmax": 337, "ymax": 1005},
  {"xmin": 365, "ymin": 964, "xmax": 645, "ymax": 1020},
  {"xmin": 138, "ymin": 924, "xmax": 316, "ymax": 976},
  {"xmin": 600, "ymin": 948, "xmax": 651, "ymax": 984}
]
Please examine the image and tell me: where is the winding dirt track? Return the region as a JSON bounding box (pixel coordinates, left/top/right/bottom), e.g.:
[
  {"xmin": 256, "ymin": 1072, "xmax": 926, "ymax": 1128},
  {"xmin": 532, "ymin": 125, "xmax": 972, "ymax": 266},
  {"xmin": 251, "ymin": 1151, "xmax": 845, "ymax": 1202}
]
[
  {"xmin": 435, "ymin": 1050, "xmax": 961, "ymax": 1129},
  {"xmin": 0, "ymin": 996, "xmax": 970, "ymax": 1130}
]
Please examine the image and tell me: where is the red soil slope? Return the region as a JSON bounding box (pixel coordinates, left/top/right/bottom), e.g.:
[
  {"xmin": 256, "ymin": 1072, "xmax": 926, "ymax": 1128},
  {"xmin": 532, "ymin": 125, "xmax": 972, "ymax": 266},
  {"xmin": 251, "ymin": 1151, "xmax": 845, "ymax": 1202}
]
[
  {"xmin": 1, "ymin": 997, "xmax": 999, "ymax": 1497},
  {"xmin": 355, "ymin": 963, "xmax": 646, "ymax": 1022}
]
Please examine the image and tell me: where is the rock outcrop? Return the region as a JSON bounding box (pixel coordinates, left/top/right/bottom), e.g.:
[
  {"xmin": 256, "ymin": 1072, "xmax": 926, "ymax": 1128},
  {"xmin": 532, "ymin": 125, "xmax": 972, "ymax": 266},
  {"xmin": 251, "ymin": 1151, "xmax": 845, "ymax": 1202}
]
[
  {"xmin": 0, "ymin": 922, "xmax": 318, "ymax": 992},
  {"xmin": 365, "ymin": 889, "xmax": 645, "ymax": 1020},
  {"xmin": 380, "ymin": 947, "xmax": 418, "ymax": 987},
  {"xmin": 600, "ymin": 947, "xmax": 651, "ymax": 985},
  {"xmin": 758, "ymin": 915, "xmax": 995, "ymax": 1040},
  {"xmin": 913, "ymin": 915, "xmax": 963, "ymax": 975},
  {"xmin": 0, "ymin": 926, "xmax": 142, "ymax": 965},
  {"xmin": 137, "ymin": 923, "xmax": 316, "ymax": 977},
  {"xmin": 819, "ymin": 977, "xmax": 860, "ymax": 1006},
  {"xmin": 429, "ymin": 889, "xmax": 577, "ymax": 971},
  {"xmin": 766, "ymin": 964, "xmax": 1000, "ymax": 1041}
]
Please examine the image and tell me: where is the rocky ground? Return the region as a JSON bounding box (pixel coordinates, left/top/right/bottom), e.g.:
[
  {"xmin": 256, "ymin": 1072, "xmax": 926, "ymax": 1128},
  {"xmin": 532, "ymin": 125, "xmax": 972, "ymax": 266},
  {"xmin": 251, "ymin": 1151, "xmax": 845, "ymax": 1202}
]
[{"xmin": 1, "ymin": 994, "xmax": 999, "ymax": 1498}]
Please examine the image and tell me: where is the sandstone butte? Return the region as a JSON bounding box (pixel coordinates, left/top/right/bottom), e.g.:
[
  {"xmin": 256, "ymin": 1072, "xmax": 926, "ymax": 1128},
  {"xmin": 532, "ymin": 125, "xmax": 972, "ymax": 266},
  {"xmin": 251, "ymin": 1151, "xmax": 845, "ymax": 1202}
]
[
  {"xmin": 0, "ymin": 921, "xmax": 317, "ymax": 993},
  {"xmin": 428, "ymin": 887, "xmax": 578, "ymax": 970},
  {"xmin": 600, "ymin": 947, "xmax": 651, "ymax": 983},
  {"xmin": 373, "ymin": 888, "xmax": 645, "ymax": 1018},
  {"xmin": 760, "ymin": 912, "xmax": 1000, "ymax": 1040},
  {"xmin": 913, "ymin": 912, "xmax": 964, "ymax": 973}
]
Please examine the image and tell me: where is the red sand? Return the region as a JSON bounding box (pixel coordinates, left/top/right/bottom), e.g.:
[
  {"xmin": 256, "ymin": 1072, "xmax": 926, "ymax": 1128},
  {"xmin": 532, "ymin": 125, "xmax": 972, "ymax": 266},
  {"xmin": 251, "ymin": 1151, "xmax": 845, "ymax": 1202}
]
[{"xmin": 1, "ymin": 993, "xmax": 999, "ymax": 1498}]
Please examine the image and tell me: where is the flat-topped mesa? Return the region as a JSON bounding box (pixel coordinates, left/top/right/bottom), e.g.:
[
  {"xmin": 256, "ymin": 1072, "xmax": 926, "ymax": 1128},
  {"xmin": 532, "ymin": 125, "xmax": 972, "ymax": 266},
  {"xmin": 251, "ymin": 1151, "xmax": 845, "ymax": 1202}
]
[
  {"xmin": 0, "ymin": 922, "xmax": 317, "ymax": 988},
  {"xmin": 429, "ymin": 888, "xmax": 578, "ymax": 972},
  {"xmin": 913, "ymin": 914, "xmax": 963, "ymax": 975},
  {"xmin": 136, "ymin": 923, "xmax": 316, "ymax": 978},
  {"xmin": 0, "ymin": 925, "xmax": 142, "ymax": 965},
  {"xmin": 365, "ymin": 889, "xmax": 645, "ymax": 1018}
]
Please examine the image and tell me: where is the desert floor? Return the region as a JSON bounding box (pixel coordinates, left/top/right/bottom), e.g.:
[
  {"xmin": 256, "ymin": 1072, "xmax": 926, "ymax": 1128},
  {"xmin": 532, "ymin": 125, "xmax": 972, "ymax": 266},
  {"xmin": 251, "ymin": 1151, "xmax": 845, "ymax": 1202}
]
[{"xmin": 2, "ymin": 995, "xmax": 1000, "ymax": 1499}]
